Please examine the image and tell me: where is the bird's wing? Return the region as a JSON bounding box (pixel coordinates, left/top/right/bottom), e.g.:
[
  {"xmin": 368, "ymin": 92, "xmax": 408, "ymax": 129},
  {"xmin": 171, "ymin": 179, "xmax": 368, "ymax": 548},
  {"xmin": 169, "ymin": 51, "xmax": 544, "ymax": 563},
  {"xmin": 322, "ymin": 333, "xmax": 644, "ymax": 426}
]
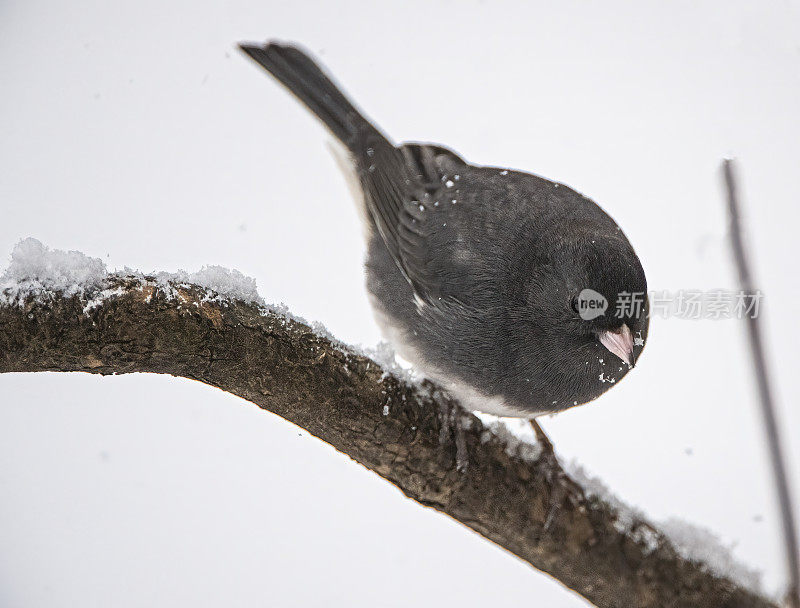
[{"xmin": 359, "ymin": 142, "xmax": 470, "ymax": 305}]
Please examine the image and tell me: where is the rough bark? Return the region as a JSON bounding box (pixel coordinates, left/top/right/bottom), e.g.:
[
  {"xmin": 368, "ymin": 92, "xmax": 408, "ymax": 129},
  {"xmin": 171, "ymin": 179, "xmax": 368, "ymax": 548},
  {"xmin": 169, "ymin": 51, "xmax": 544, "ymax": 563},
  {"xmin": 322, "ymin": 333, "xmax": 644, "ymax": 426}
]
[{"xmin": 0, "ymin": 276, "xmax": 777, "ymax": 608}]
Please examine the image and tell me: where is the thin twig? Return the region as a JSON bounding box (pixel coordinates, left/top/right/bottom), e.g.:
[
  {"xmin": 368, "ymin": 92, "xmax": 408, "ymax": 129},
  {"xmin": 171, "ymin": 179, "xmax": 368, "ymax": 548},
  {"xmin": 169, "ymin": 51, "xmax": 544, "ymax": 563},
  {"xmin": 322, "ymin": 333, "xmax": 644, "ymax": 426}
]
[{"xmin": 723, "ymin": 159, "xmax": 800, "ymax": 608}]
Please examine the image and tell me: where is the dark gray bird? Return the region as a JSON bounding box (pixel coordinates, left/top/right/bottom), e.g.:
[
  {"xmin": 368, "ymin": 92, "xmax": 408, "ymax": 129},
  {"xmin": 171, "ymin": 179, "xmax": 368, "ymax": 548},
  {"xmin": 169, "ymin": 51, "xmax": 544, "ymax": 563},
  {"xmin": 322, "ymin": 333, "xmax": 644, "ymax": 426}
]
[{"xmin": 239, "ymin": 41, "xmax": 648, "ymax": 418}]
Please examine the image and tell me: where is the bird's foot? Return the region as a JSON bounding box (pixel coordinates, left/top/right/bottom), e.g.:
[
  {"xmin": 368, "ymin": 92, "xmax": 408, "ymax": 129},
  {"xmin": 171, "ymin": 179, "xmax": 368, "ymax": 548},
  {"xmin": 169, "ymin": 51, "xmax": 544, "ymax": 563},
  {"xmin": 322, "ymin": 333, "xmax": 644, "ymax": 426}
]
[
  {"xmin": 529, "ymin": 419, "xmax": 565, "ymax": 533},
  {"xmin": 435, "ymin": 391, "xmax": 470, "ymax": 473},
  {"xmin": 530, "ymin": 418, "xmax": 555, "ymax": 458}
]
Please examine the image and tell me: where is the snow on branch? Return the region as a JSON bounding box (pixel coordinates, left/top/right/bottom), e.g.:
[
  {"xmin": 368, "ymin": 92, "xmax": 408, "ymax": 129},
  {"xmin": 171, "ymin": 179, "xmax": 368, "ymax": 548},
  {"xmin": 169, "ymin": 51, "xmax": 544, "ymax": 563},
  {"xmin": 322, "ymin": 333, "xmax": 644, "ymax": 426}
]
[
  {"xmin": 0, "ymin": 238, "xmax": 262, "ymax": 307},
  {"xmin": 0, "ymin": 239, "xmax": 777, "ymax": 608}
]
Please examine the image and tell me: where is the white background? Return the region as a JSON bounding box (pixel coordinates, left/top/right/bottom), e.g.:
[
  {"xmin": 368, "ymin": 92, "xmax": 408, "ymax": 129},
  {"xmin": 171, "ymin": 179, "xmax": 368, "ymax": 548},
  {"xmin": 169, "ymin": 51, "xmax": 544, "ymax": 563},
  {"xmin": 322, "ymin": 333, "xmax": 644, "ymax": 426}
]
[{"xmin": 1, "ymin": 1, "xmax": 798, "ymax": 606}]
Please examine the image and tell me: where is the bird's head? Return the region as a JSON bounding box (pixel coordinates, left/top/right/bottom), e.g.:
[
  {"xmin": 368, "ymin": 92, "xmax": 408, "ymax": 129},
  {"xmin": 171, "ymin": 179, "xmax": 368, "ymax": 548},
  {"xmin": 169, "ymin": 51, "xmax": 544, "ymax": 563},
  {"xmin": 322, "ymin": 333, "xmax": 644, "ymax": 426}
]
[
  {"xmin": 511, "ymin": 230, "xmax": 648, "ymax": 410},
  {"xmin": 561, "ymin": 234, "xmax": 649, "ymax": 368}
]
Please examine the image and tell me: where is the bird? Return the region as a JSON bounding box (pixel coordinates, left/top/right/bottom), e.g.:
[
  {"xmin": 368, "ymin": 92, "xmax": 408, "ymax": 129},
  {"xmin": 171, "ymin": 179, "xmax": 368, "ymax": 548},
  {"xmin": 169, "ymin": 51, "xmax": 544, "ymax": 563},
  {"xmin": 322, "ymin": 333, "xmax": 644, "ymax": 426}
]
[{"xmin": 239, "ymin": 41, "xmax": 649, "ymax": 418}]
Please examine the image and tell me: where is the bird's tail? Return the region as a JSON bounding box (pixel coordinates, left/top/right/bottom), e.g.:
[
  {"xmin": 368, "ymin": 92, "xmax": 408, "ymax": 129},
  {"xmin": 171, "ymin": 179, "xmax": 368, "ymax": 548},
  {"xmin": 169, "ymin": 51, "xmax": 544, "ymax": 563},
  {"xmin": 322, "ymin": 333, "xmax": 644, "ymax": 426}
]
[{"xmin": 238, "ymin": 41, "xmax": 388, "ymax": 151}]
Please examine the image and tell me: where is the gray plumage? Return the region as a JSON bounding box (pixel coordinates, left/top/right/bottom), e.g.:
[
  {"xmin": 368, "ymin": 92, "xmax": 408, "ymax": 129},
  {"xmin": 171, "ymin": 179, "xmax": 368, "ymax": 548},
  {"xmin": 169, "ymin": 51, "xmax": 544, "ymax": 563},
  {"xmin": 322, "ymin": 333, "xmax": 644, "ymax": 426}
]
[{"xmin": 239, "ymin": 41, "xmax": 649, "ymax": 417}]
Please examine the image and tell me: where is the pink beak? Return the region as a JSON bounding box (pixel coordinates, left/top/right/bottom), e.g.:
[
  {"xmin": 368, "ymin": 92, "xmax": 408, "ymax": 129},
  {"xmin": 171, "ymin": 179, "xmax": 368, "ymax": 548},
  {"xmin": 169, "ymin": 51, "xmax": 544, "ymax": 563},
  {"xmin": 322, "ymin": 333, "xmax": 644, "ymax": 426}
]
[{"xmin": 598, "ymin": 323, "xmax": 635, "ymax": 368}]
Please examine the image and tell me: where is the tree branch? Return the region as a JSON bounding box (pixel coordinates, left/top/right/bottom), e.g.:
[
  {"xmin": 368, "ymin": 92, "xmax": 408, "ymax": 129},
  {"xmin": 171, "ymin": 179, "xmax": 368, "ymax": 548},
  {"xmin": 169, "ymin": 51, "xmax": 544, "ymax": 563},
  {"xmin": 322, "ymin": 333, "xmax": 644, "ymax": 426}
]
[{"xmin": 0, "ymin": 275, "xmax": 777, "ymax": 608}]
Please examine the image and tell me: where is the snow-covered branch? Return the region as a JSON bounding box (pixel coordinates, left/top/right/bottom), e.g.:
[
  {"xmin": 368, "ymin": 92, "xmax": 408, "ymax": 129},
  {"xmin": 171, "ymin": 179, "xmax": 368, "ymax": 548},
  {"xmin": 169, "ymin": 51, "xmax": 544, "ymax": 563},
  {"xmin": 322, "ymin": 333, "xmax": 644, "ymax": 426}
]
[{"xmin": 0, "ymin": 239, "xmax": 777, "ymax": 608}]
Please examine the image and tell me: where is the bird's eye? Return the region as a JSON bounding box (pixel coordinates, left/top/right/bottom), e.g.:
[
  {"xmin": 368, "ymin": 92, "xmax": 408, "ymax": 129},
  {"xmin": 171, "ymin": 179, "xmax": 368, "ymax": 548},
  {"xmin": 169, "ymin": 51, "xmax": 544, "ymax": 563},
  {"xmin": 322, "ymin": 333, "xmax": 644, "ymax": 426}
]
[{"xmin": 570, "ymin": 294, "xmax": 580, "ymax": 314}]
